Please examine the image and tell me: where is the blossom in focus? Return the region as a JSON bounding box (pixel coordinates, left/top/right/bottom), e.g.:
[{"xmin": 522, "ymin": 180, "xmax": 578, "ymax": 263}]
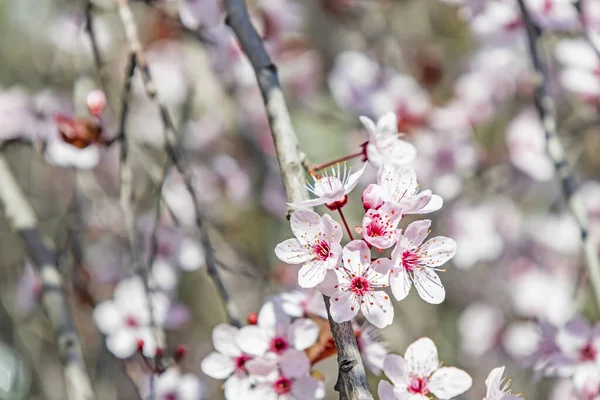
[
  {"xmin": 359, "ymin": 112, "xmax": 416, "ymax": 168},
  {"xmin": 200, "ymin": 324, "xmax": 259, "ymax": 399},
  {"xmin": 483, "ymin": 366, "xmax": 522, "ymax": 400},
  {"xmin": 140, "ymin": 367, "xmax": 206, "ymax": 400},
  {"xmin": 389, "ymin": 220, "xmax": 456, "ymax": 304},
  {"xmin": 275, "ymin": 210, "xmax": 343, "ymax": 288},
  {"xmin": 236, "ymin": 301, "xmax": 319, "ymax": 358},
  {"xmin": 93, "ymin": 276, "xmax": 170, "ymax": 359},
  {"xmin": 378, "ymin": 337, "xmax": 472, "ymax": 400},
  {"xmin": 288, "ymin": 162, "xmax": 367, "ymax": 209},
  {"xmin": 362, "ymin": 164, "xmax": 443, "ymax": 214},
  {"xmin": 361, "ymin": 202, "xmax": 403, "ymax": 250},
  {"xmin": 318, "ymin": 240, "xmax": 394, "ymax": 328}
]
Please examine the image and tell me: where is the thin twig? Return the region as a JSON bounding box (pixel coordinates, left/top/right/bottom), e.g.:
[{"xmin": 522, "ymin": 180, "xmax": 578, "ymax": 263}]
[
  {"xmin": 116, "ymin": 0, "xmax": 241, "ymax": 328},
  {"xmin": 574, "ymin": 0, "xmax": 600, "ymax": 59},
  {"xmin": 0, "ymin": 155, "xmax": 95, "ymax": 400},
  {"xmin": 224, "ymin": 1, "xmax": 373, "ymax": 398},
  {"xmin": 517, "ymin": 0, "xmax": 600, "ymax": 310}
]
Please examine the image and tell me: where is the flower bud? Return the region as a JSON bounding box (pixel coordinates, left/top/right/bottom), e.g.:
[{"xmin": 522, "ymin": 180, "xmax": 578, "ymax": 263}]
[
  {"xmin": 86, "ymin": 90, "xmax": 106, "ymax": 117},
  {"xmin": 362, "ymin": 184, "xmax": 383, "ymax": 211},
  {"xmin": 247, "ymin": 312, "xmax": 258, "ymax": 325}
]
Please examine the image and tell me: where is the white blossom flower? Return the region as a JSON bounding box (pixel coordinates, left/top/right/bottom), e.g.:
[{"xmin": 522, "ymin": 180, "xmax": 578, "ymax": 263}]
[
  {"xmin": 275, "ymin": 210, "xmax": 343, "ymax": 288},
  {"xmin": 236, "ymin": 302, "xmax": 319, "ymax": 358},
  {"xmin": 355, "ymin": 323, "xmax": 388, "ymax": 375},
  {"xmin": 556, "ymin": 317, "xmax": 600, "ymax": 379},
  {"xmin": 361, "ymin": 202, "xmax": 403, "ymax": 250},
  {"xmin": 389, "ymin": 220, "xmax": 456, "ymax": 304},
  {"xmin": 288, "ymin": 163, "xmax": 367, "ymax": 209},
  {"xmin": 484, "ymin": 366, "xmax": 522, "ymax": 400},
  {"xmin": 318, "ymin": 240, "xmax": 394, "ymax": 328},
  {"xmin": 140, "ymin": 367, "xmax": 206, "ymax": 400},
  {"xmin": 45, "ymin": 136, "xmax": 100, "ymax": 169},
  {"xmin": 270, "ymin": 290, "xmax": 328, "ymax": 319},
  {"xmin": 359, "ymin": 112, "xmax": 416, "ymax": 168},
  {"xmin": 93, "ymin": 276, "xmax": 170, "ymax": 359},
  {"xmin": 378, "ymin": 337, "xmax": 472, "ymax": 400}
]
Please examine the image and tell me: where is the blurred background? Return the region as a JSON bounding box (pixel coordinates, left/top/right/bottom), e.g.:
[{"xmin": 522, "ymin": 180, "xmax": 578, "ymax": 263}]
[{"xmin": 0, "ymin": 0, "xmax": 599, "ymax": 399}]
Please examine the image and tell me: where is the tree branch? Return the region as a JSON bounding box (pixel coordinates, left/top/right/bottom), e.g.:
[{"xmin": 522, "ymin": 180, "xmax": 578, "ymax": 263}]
[
  {"xmin": 0, "ymin": 155, "xmax": 95, "ymax": 400},
  {"xmin": 224, "ymin": 1, "xmax": 373, "ymax": 398},
  {"xmin": 517, "ymin": 0, "xmax": 600, "ymax": 310}
]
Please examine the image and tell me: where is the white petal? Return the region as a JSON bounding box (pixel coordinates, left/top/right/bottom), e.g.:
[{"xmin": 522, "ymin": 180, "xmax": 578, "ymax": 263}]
[
  {"xmin": 298, "ymin": 260, "xmax": 328, "ymax": 288},
  {"xmin": 383, "ymin": 354, "xmax": 409, "ymax": 385},
  {"xmin": 290, "ymin": 209, "xmax": 323, "ymax": 244},
  {"xmin": 402, "ymin": 220, "xmax": 432, "ymax": 250},
  {"xmin": 429, "ymin": 367, "xmax": 473, "ymax": 399},
  {"xmin": 345, "ymin": 162, "xmax": 369, "ymax": 193},
  {"xmin": 361, "ymin": 291, "xmax": 394, "ymax": 328},
  {"xmin": 390, "ymin": 268, "xmax": 412, "ymax": 302},
  {"xmin": 415, "ymin": 194, "xmax": 443, "ymax": 214},
  {"xmin": 413, "ymin": 269, "xmax": 446, "ymax": 304},
  {"xmin": 398, "ymin": 191, "xmax": 432, "ymax": 214},
  {"xmin": 360, "ymin": 115, "xmax": 377, "ymax": 136},
  {"xmin": 343, "ymin": 240, "xmax": 371, "ymax": 274},
  {"xmin": 201, "ymin": 352, "xmax": 236, "ymax": 379},
  {"xmin": 485, "ymin": 366, "xmax": 505, "ymax": 399},
  {"xmin": 418, "ymin": 237, "xmax": 457, "ymax": 267},
  {"xmin": 329, "ymin": 291, "xmax": 359, "ymax": 323},
  {"xmin": 179, "ymin": 374, "xmax": 205, "ymax": 400},
  {"xmin": 280, "ymin": 348, "xmax": 310, "ymax": 378},
  {"xmin": 288, "ymin": 198, "xmax": 328, "ymax": 209},
  {"xmin": 316, "ymin": 270, "xmax": 341, "ymax": 297},
  {"xmin": 93, "ymin": 301, "xmax": 122, "ymax": 335},
  {"xmin": 377, "ymin": 380, "xmax": 396, "ymax": 400},
  {"xmin": 236, "ymin": 326, "xmax": 270, "ymax": 356},
  {"xmin": 106, "ymin": 330, "xmax": 138, "ymax": 359},
  {"xmin": 322, "ymin": 213, "xmax": 343, "ymax": 244},
  {"xmin": 213, "ymin": 324, "xmax": 242, "ymax": 357},
  {"xmin": 258, "ymin": 301, "xmax": 290, "ymax": 332},
  {"xmin": 224, "ymin": 374, "xmax": 254, "ymax": 400},
  {"xmin": 376, "ymin": 112, "xmax": 399, "ymax": 139},
  {"xmin": 292, "ymin": 375, "xmax": 324, "ymax": 399},
  {"xmin": 245, "ymin": 355, "xmax": 278, "ymax": 376},
  {"xmin": 289, "ymin": 318, "xmax": 319, "ymax": 350},
  {"xmin": 404, "ymin": 337, "xmax": 439, "ymax": 377},
  {"xmin": 275, "ymin": 239, "xmax": 313, "ymax": 265}
]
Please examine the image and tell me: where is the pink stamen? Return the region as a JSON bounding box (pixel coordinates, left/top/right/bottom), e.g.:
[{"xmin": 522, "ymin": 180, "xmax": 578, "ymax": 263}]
[
  {"xmin": 408, "ymin": 376, "xmax": 430, "ymax": 395},
  {"xmin": 402, "ymin": 250, "xmax": 420, "ymax": 271},
  {"xmin": 274, "ymin": 377, "xmax": 292, "ymax": 394},
  {"xmin": 269, "ymin": 337, "xmax": 289, "ymax": 354},
  {"xmin": 350, "ymin": 276, "xmax": 370, "ymax": 296},
  {"xmin": 580, "ymin": 344, "xmax": 597, "ymax": 361},
  {"xmin": 235, "ymin": 354, "xmax": 252, "ymax": 372},
  {"xmin": 313, "ymin": 241, "xmax": 332, "ymax": 261},
  {"xmin": 125, "ymin": 315, "xmax": 139, "ymax": 328}
]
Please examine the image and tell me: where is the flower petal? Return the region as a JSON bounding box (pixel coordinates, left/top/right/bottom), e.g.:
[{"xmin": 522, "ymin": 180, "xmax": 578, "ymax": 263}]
[
  {"xmin": 289, "ymin": 318, "xmax": 319, "ymax": 350},
  {"xmin": 290, "ymin": 210, "xmax": 322, "ymax": 244},
  {"xmin": 345, "ymin": 162, "xmax": 369, "ymax": 194},
  {"xmin": 376, "ymin": 112, "xmax": 399, "ymax": 139},
  {"xmin": 288, "ymin": 198, "xmax": 327, "ymax": 209},
  {"xmin": 329, "ymin": 291, "xmax": 359, "ymax": 323},
  {"xmin": 106, "ymin": 329, "xmax": 138, "ymax": 359},
  {"xmin": 343, "ymin": 240, "xmax": 371, "ymax": 275},
  {"xmin": 298, "ymin": 260, "xmax": 328, "ymax": 288},
  {"xmin": 236, "ymin": 326, "xmax": 270, "ymax": 356},
  {"xmin": 93, "ymin": 301, "xmax": 122, "ymax": 335},
  {"xmin": 213, "ymin": 324, "xmax": 242, "ymax": 357},
  {"xmin": 361, "ymin": 291, "xmax": 394, "ymax": 328},
  {"xmin": 390, "ymin": 268, "xmax": 412, "ymax": 302},
  {"xmin": 293, "ymin": 375, "xmax": 325, "ymax": 399},
  {"xmin": 405, "ymin": 338, "xmax": 439, "ymax": 377},
  {"xmin": 322, "ymin": 213, "xmax": 343, "ymax": 244},
  {"xmin": 245, "ymin": 355, "xmax": 278, "ymax": 377},
  {"xmin": 360, "ymin": 116, "xmax": 377, "ymax": 137},
  {"xmin": 414, "ymin": 194, "xmax": 443, "ymax": 214},
  {"xmin": 402, "ymin": 220, "xmax": 432, "ymax": 250},
  {"xmin": 201, "ymin": 352, "xmax": 235, "ymax": 379},
  {"xmin": 398, "ymin": 190, "xmax": 432, "ymax": 214},
  {"xmin": 377, "ymin": 380, "xmax": 396, "ymax": 400},
  {"xmin": 413, "ymin": 268, "xmax": 445, "ymax": 304},
  {"xmin": 383, "ymin": 353, "xmax": 409, "ymax": 387},
  {"xmin": 418, "ymin": 237, "xmax": 457, "ymax": 267},
  {"xmin": 368, "ymin": 257, "xmax": 394, "ymax": 286},
  {"xmin": 275, "ymin": 239, "xmax": 313, "ymax": 264},
  {"xmin": 258, "ymin": 301, "xmax": 290, "ymax": 332},
  {"xmin": 317, "ymin": 270, "xmax": 341, "ymax": 297},
  {"xmin": 280, "ymin": 348, "xmax": 310, "ymax": 379},
  {"xmin": 429, "ymin": 367, "xmax": 473, "ymax": 399}
]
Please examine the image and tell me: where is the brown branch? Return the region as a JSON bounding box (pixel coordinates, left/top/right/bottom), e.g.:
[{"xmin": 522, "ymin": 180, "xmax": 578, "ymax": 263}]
[
  {"xmin": 224, "ymin": 1, "xmax": 373, "ymax": 398},
  {"xmin": 0, "ymin": 155, "xmax": 95, "ymax": 400}
]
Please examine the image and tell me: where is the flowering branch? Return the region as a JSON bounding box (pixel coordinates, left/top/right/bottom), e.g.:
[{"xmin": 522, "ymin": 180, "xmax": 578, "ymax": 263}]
[
  {"xmin": 115, "ymin": 0, "xmax": 241, "ymax": 328},
  {"xmin": 0, "ymin": 154, "xmax": 95, "ymax": 400},
  {"xmin": 517, "ymin": 0, "xmax": 600, "ymax": 310},
  {"xmin": 224, "ymin": 1, "xmax": 373, "ymax": 398}
]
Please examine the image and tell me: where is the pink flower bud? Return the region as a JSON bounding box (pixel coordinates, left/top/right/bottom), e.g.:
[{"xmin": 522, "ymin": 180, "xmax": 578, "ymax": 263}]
[
  {"xmin": 362, "ymin": 184, "xmax": 383, "ymax": 211},
  {"xmin": 86, "ymin": 90, "xmax": 106, "ymax": 117}
]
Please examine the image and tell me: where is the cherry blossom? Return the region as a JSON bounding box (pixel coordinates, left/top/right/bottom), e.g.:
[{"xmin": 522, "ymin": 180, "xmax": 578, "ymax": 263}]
[
  {"xmin": 318, "ymin": 240, "xmax": 394, "ymax": 328},
  {"xmin": 274, "ymin": 209, "xmax": 343, "ymax": 288},
  {"xmin": 378, "ymin": 337, "xmax": 472, "ymax": 400},
  {"xmin": 554, "ymin": 35, "xmax": 600, "ymax": 101},
  {"xmin": 355, "ymin": 323, "xmax": 388, "ymax": 375},
  {"xmin": 200, "ymin": 324, "xmax": 259, "ymax": 399},
  {"xmin": 484, "ymin": 366, "xmax": 522, "ymax": 400},
  {"xmin": 389, "ymin": 220, "xmax": 456, "ymax": 304},
  {"xmin": 287, "ymin": 162, "xmax": 367, "ymax": 209},
  {"xmin": 139, "ymin": 367, "xmax": 206, "ymax": 400},
  {"xmin": 93, "ymin": 276, "xmax": 170, "ymax": 359},
  {"xmin": 458, "ymin": 303, "xmax": 505, "ymax": 358},
  {"xmin": 270, "ymin": 290, "xmax": 328, "ymax": 319},
  {"xmin": 363, "ymin": 164, "xmax": 443, "ymax": 214},
  {"xmin": 359, "ymin": 112, "xmax": 416, "ymax": 168},
  {"xmin": 361, "ymin": 202, "xmax": 403, "ymax": 250},
  {"xmin": 236, "ymin": 301, "xmax": 319, "ymax": 358},
  {"xmin": 556, "ymin": 317, "xmax": 600, "ymax": 378}
]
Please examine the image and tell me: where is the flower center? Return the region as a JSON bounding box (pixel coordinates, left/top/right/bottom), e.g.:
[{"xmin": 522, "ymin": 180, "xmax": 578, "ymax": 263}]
[
  {"xmin": 235, "ymin": 354, "xmax": 252, "ymax": 372},
  {"xmin": 274, "ymin": 377, "xmax": 292, "ymax": 394},
  {"xmin": 402, "ymin": 250, "xmax": 420, "ymax": 271},
  {"xmin": 270, "ymin": 337, "xmax": 289, "ymax": 354},
  {"xmin": 125, "ymin": 315, "xmax": 139, "ymax": 328},
  {"xmin": 350, "ymin": 276, "xmax": 370, "ymax": 296},
  {"xmin": 164, "ymin": 392, "xmax": 178, "ymax": 400},
  {"xmin": 408, "ymin": 375, "xmax": 429, "ymax": 395},
  {"xmin": 313, "ymin": 241, "xmax": 332, "ymax": 261},
  {"xmin": 580, "ymin": 344, "xmax": 597, "ymax": 361},
  {"xmin": 366, "ymin": 215, "xmax": 390, "ymax": 237}
]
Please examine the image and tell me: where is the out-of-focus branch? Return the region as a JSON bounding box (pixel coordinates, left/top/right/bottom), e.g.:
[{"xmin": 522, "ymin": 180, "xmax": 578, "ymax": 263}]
[
  {"xmin": 224, "ymin": 1, "xmax": 373, "ymax": 398},
  {"xmin": 115, "ymin": 0, "xmax": 241, "ymax": 328},
  {"xmin": 0, "ymin": 155, "xmax": 95, "ymax": 400},
  {"xmin": 574, "ymin": 0, "xmax": 600, "ymax": 59},
  {"xmin": 517, "ymin": 0, "xmax": 600, "ymax": 310}
]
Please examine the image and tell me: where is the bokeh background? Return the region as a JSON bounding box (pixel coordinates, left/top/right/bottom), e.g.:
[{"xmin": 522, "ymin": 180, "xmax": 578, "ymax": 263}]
[{"xmin": 0, "ymin": 0, "xmax": 600, "ymax": 399}]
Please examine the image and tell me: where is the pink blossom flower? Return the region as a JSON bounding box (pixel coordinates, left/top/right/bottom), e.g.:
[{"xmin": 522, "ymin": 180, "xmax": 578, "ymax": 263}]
[
  {"xmin": 389, "ymin": 220, "xmax": 456, "ymax": 304},
  {"xmin": 458, "ymin": 303, "xmax": 505, "ymax": 358},
  {"xmin": 378, "ymin": 337, "xmax": 472, "ymax": 400},
  {"xmin": 359, "ymin": 112, "xmax": 416, "ymax": 168},
  {"xmin": 355, "ymin": 323, "xmax": 388, "ymax": 375},
  {"xmin": 554, "ymin": 36, "xmax": 600, "ymax": 101},
  {"xmin": 556, "ymin": 317, "xmax": 600, "ymax": 378},
  {"xmin": 236, "ymin": 302, "xmax": 319, "ymax": 358},
  {"xmin": 140, "ymin": 367, "xmax": 206, "ymax": 400},
  {"xmin": 363, "ymin": 164, "xmax": 443, "ymax": 214},
  {"xmin": 361, "ymin": 202, "xmax": 403, "ymax": 250},
  {"xmin": 275, "ymin": 210, "xmax": 343, "ymax": 288},
  {"xmin": 318, "ymin": 240, "xmax": 394, "ymax": 328},
  {"xmin": 288, "ymin": 163, "xmax": 367, "ymax": 209},
  {"xmin": 484, "ymin": 366, "xmax": 522, "ymax": 400},
  {"xmin": 93, "ymin": 276, "xmax": 170, "ymax": 359},
  {"xmin": 270, "ymin": 290, "xmax": 328, "ymax": 319},
  {"xmin": 200, "ymin": 324, "xmax": 259, "ymax": 399}
]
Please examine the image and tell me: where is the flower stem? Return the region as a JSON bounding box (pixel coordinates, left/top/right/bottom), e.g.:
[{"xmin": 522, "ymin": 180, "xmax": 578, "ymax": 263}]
[
  {"xmin": 312, "ymin": 151, "xmax": 363, "ymax": 172},
  {"xmin": 338, "ymin": 208, "xmax": 355, "ymax": 240}
]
